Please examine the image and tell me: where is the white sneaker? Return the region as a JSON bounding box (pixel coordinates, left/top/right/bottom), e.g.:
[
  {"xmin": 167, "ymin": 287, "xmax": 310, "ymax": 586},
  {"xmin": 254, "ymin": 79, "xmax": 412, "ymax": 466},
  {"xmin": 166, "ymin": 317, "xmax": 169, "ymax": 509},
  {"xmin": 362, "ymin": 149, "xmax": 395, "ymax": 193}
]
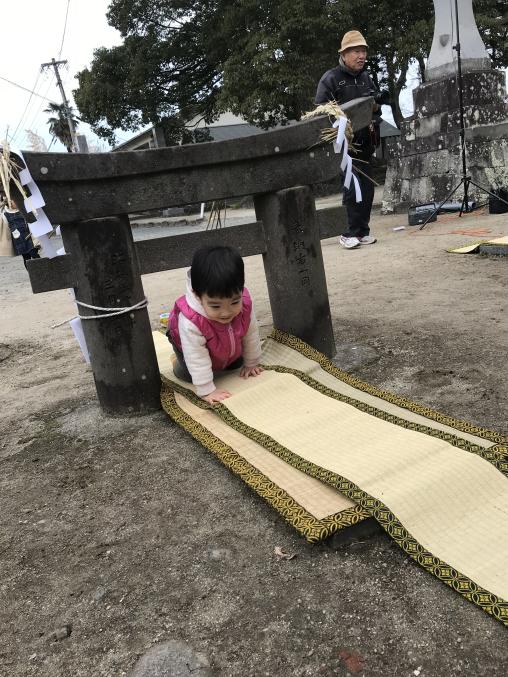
[
  {"xmin": 339, "ymin": 235, "xmax": 361, "ymax": 249},
  {"xmin": 358, "ymin": 235, "xmax": 377, "ymax": 245}
]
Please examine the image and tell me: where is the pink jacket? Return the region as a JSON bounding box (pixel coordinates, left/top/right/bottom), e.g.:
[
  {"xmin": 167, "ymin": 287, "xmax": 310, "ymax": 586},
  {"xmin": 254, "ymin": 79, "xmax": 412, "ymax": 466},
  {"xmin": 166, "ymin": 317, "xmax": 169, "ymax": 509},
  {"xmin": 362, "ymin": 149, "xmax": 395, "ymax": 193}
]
[
  {"xmin": 168, "ymin": 272, "xmax": 262, "ymax": 396},
  {"xmin": 169, "ymin": 288, "xmax": 253, "ymax": 371}
]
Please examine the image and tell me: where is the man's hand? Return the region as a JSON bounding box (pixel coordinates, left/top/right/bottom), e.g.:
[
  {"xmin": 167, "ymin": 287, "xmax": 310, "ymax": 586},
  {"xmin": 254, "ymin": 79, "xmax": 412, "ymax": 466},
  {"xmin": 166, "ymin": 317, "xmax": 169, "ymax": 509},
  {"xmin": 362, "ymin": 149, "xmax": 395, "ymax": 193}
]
[
  {"xmin": 240, "ymin": 365, "xmax": 264, "ymax": 379},
  {"xmin": 375, "ymin": 90, "xmax": 390, "ymax": 106},
  {"xmin": 202, "ymin": 389, "xmax": 232, "ymax": 404}
]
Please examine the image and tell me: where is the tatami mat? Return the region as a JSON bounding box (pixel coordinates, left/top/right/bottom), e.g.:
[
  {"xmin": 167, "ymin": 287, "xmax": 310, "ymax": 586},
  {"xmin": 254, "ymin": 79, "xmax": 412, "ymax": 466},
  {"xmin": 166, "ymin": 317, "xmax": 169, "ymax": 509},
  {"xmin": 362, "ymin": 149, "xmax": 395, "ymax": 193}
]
[
  {"xmin": 449, "ymin": 235, "xmax": 508, "ymax": 254},
  {"xmin": 154, "ymin": 330, "xmax": 367, "ymax": 541},
  {"xmin": 155, "ymin": 329, "xmax": 508, "ymax": 625}
]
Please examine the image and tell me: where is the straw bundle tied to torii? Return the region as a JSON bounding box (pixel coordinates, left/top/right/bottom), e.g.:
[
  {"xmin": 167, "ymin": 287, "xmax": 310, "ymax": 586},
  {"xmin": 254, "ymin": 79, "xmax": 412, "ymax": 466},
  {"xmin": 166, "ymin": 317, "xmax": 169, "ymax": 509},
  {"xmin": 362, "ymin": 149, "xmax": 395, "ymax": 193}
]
[
  {"xmin": 0, "ymin": 142, "xmax": 29, "ymax": 207},
  {"xmin": 303, "ymin": 102, "xmax": 379, "ymax": 197},
  {"xmin": 0, "ymin": 141, "xmax": 60, "ymax": 257}
]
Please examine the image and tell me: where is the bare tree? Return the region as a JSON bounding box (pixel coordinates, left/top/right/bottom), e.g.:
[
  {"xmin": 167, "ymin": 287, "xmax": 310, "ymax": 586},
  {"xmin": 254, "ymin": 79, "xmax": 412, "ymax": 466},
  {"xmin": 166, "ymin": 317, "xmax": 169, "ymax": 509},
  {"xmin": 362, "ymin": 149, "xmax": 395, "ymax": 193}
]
[{"xmin": 25, "ymin": 130, "xmax": 48, "ymax": 152}]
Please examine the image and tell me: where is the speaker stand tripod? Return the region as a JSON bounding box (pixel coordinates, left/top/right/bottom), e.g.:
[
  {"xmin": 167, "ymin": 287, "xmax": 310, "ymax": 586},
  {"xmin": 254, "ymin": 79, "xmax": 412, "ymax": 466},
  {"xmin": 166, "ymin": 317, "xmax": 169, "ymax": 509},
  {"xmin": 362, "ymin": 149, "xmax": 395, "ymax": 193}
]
[{"xmin": 419, "ymin": 0, "xmax": 508, "ymax": 230}]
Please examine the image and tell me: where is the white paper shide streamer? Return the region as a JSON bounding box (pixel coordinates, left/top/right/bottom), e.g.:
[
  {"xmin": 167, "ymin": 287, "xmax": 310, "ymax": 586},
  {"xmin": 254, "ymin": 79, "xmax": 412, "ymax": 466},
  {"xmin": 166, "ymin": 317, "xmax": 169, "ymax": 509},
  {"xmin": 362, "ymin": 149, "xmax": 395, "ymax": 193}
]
[
  {"xmin": 69, "ymin": 317, "xmax": 91, "ymax": 364},
  {"xmin": 16, "ymin": 150, "xmax": 54, "ymax": 238},
  {"xmin": 14, "ymin": 148, "xmax": 91, "ymax": 362},
  {"xmin": 332, "ymin": 118, "xmax": 362, "ymax": 203}
]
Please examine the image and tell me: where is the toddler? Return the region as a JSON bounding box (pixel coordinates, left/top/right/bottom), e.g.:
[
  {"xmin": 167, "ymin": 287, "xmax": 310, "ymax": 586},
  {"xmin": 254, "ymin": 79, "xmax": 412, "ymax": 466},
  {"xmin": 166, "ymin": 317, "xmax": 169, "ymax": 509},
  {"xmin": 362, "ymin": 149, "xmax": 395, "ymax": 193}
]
[{"xmin": 167, "ymin": 245, "xmax": 263, "ymax": 403}]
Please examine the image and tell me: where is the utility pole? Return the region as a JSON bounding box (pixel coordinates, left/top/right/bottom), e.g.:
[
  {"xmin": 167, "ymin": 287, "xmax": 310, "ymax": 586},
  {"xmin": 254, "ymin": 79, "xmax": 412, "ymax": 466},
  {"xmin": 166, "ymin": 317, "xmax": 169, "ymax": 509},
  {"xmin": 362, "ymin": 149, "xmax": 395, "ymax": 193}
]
[{"xmin": 41, "ymin": 58, "xmax": 79, "ymax": 152}]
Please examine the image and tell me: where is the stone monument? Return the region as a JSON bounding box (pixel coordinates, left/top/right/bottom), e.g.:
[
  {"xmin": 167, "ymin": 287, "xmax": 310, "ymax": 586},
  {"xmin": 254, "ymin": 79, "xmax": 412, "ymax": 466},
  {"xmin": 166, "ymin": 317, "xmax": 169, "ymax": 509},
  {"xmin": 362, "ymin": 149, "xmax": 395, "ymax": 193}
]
[{"xmin": 383, "ymin": 0, "xmax": 508, "ymax": 212}]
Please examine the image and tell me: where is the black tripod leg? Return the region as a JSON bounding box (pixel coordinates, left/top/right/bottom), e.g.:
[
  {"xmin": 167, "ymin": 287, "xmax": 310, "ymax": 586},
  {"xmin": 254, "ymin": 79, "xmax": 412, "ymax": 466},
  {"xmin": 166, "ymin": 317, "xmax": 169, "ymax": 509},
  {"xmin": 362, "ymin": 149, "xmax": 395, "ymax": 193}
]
[
  {"xmin": 468, "ymin": 180, "xmax": 508, "ymax": 208},
  {"xmin": 458, "ymin": 177, "xmax": 470, "ymax": 217},
  {"xmin": 419, "ymin": 180, "xmax": 464, "ymax": 230}
]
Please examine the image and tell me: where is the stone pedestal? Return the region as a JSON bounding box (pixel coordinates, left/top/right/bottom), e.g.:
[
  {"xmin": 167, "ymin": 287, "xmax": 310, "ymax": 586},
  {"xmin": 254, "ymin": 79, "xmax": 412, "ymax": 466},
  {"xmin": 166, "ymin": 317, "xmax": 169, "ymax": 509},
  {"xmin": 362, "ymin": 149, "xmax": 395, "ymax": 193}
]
[
  {"xmin": 383, "ymin": 70, "xmax": 508, "ymax": 212},
  {"xmin": 425, "ymin": 0, "xmax": 491, "ymax": 81},
  {"xmin": 382, "ymin": 0, "xmax": 508, "ymax": 212}
]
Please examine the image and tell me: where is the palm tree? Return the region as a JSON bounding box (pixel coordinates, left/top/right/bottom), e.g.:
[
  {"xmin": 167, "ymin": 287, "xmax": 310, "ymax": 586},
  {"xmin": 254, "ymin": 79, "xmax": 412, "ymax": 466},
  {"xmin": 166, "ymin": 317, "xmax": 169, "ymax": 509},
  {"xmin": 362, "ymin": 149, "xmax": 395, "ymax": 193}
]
[{"xmin": 44, "ymin": 103, "xmax": 78, "ymax": 152}]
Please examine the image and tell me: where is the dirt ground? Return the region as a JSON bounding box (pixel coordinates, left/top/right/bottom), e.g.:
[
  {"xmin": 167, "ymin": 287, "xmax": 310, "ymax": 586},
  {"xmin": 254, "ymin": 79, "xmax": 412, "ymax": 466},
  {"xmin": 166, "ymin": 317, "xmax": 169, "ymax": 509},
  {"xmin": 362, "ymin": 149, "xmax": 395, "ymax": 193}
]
[{"xmin": 1, "ymin": 201, "xmax": 507, "ymax": 677}]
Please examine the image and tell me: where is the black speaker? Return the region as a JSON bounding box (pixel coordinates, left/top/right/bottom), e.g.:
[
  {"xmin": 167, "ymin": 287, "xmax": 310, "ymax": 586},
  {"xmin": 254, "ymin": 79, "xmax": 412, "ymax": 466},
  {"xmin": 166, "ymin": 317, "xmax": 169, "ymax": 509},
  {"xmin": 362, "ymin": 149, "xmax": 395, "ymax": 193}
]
[
  {"xmin": 489, "ymin": 188, "xmax": 508, "ymax": 215},
  {"xmin": 408, "ymin": 203, "xmax": 437, "ymax": 226}
]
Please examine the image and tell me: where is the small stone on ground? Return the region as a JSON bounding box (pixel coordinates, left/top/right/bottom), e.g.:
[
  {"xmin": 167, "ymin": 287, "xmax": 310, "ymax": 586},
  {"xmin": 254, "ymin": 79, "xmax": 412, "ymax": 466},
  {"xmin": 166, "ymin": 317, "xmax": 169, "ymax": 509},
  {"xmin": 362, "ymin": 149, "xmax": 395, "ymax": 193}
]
[{"xmin": 129, "ymin": 640, "xmax": 213, "ymax": 677}]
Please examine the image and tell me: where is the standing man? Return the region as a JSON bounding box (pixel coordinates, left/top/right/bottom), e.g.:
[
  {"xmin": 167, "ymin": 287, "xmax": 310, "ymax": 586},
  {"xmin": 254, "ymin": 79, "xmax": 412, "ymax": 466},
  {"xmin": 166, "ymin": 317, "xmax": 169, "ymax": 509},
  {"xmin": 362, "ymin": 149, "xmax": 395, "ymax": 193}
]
[{"xmin": 315, "ymin": 30, "xmax": 388, "ymax": 249}]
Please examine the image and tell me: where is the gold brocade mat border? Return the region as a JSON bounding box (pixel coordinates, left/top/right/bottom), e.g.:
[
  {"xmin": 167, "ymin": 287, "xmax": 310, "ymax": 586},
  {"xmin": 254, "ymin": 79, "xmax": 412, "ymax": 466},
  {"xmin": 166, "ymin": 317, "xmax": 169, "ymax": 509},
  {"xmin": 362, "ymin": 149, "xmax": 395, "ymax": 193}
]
[
  {"xmin": 160, "ymin": 331, "xmax": 508, "ymax": 626},
  {"xmin": 268, "ymin": 330, "xmax": 508, "ymax": 447},
  {"xmin": 448, "ymin": 239, "xmax": 508, "ymax": 254},
  {"xmin": 161, "ymin": 387, "xmax": 369, "ymax": 543}
]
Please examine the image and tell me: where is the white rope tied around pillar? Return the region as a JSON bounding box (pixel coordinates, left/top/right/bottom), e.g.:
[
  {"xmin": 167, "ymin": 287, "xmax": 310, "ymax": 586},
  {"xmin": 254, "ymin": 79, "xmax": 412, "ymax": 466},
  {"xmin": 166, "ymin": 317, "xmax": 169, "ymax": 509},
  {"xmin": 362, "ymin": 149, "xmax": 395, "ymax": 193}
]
[{"xmin": 51, "ymin": 298, "xmax": 148, "ymax": 329}]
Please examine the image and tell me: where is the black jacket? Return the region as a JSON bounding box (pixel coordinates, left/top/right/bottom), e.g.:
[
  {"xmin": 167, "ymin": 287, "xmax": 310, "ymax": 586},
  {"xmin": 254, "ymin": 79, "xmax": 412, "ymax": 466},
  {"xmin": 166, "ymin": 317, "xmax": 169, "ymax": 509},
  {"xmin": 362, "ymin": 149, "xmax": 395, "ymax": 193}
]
[{"xmin": 314, "ymin": 65, "xmax": 382, "ymax": 158}]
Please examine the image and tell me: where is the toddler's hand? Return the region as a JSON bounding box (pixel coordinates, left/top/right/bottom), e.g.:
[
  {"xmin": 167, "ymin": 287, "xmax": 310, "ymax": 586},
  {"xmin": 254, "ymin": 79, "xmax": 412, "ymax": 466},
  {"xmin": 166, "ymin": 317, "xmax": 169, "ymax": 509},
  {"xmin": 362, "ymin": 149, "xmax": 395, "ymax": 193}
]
[
  {"xmin": 240, "ymin": 365, "xmax": 264, "ymax": 379},
  {"xmin": 202, "ymin": 388, "xmax": 231, "ymax": 404}
]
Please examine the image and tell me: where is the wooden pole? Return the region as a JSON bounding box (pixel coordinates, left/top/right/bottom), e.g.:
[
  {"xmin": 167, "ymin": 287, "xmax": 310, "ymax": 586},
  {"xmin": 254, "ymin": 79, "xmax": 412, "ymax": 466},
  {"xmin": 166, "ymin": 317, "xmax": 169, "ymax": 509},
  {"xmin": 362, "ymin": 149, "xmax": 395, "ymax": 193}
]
[
  {"xmin": 60, "ymin": 215, "xmax": 161, "ymax": 415},
  {"xmin": 255, "ymin": 186, "xmax": 336, "ymax": 358}
]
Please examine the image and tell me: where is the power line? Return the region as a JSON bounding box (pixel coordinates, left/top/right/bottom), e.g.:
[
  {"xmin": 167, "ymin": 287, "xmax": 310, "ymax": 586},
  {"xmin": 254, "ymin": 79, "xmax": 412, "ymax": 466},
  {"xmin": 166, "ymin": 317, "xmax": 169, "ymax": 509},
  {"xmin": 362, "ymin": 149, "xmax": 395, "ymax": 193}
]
[
  {"xmin": 22, "ymin": 0, "xmax": 72, "ymax": 141},
  {"xmin": 58, "ymin": 0, "xmax": 72, "ymax": 58},
  {"xmin": 9, "ymin": 71, "xmax": 42, "ymax": 143},
  {"xmin": 23, "ymin": 76, "xmax": 49, "ymax": 129},
  {"xmin": 23, "ymin": 78, "xmax": 50, "ymax": 130},
  {"xmin": 25, "ymin": 72, "xmax": 56, "ymax": 135},
  {"xmin": 7, "ymin": 2, "xmax": 74, "ymax": 150},
  {"xmin": 0, "ymin": 74, "xmax": 58, "ymax": 103}
]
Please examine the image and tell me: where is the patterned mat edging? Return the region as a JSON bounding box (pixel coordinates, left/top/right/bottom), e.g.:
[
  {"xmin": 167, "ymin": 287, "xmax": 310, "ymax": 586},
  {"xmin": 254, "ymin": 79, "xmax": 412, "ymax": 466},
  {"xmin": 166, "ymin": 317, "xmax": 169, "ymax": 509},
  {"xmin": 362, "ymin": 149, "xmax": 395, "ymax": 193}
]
[
  {"xmin": 447, "ymin": 239, "xmax": 489, "ymax": 254},
  {"xmin": 268, "ymin": 329, "xmax": 507, "ymax": 445},
  {"xmin": 262, "ymin": 365, "xmax": 508, "ymax": 477},
  {"xmin": 160, "ymin": 375, "xmax": 508, "ymax": 625},
  {"xmin": 205, "ymin": 396, "xmax": 508, "ymax": 627},
  {"xmin": 161, "ymin": 369, "xmax": 508, "ymax": 478},
  {"xmin": 160, "ymin": 383, "xmax": 369, "ymax": 543},
  {"xmin": 448, "ymin": 240, "xmax": 508, "ymax": 254}
]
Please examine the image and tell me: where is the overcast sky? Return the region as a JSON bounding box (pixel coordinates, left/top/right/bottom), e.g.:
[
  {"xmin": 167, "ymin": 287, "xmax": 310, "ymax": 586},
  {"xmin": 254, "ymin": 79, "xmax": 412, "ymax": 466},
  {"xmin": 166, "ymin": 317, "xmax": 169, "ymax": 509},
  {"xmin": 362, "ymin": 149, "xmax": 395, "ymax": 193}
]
[{"xmin": 0, "ymin": 0, "xmax": 127, "ymax": 152}]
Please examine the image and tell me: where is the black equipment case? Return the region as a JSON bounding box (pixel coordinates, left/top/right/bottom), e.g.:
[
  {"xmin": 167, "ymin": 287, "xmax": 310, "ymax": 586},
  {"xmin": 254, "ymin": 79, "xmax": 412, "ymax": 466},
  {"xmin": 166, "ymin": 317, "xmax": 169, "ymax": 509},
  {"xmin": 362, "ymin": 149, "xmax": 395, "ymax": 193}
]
[{"xmin": 408, "ymin": 203, "xmax": 438, "ymax": 226}]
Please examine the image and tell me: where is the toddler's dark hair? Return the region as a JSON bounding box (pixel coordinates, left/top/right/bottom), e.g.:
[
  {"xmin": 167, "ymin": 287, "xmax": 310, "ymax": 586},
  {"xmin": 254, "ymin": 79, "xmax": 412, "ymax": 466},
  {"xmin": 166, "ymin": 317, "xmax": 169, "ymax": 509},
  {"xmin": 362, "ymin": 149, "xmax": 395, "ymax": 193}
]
[{"xmin": 190, "ymin": 245, "xmax": 245, "ymax": 298}]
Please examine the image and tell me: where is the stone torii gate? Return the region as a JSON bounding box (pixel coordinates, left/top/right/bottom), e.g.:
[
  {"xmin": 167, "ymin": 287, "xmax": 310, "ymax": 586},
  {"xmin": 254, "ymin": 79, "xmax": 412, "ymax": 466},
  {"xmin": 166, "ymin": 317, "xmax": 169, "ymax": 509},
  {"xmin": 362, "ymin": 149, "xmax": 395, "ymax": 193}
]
[{"xmin": 15, "ymin": 98, "xmax": 373, "ymax": 416}]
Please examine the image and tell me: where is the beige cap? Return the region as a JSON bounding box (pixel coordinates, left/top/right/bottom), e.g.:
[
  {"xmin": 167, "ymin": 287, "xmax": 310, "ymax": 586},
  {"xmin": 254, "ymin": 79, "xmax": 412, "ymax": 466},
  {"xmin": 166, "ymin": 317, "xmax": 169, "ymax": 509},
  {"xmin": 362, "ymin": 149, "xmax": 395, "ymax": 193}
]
[{"xmin": 339, "ymin": 30, "xmax": 368, "ymax": 53}]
